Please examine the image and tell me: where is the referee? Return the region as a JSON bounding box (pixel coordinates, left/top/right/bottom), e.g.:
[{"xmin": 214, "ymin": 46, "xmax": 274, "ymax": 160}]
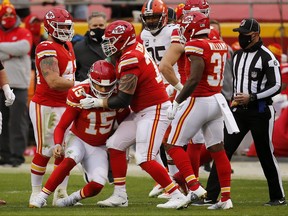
[{"xmin": 195, "ymin": 18, "xmax": 286, "ymax": 207}]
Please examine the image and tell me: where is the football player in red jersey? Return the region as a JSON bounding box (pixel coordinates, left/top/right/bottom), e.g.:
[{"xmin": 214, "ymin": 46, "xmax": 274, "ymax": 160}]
[
  {"xmin": 160, "ymin": 1, "xmax": 228, "ymax": 188},
  {"xmin": 166, "ymin": 11, "xmax": 235, "ymax": 210},
  {"xmin": 29, "ymin": 60, "xmax": 130, "ymax": 208},
  {"xmin": 29, "ymin": 8, "xmax": 78, "ymax": 207},
  {"xmin": 80, "ymin": 20, "xmax": 189, "ymax": 209},
  {"xmin": 159, "ymin": 0, "xmax": 211, "ymax": 189}
]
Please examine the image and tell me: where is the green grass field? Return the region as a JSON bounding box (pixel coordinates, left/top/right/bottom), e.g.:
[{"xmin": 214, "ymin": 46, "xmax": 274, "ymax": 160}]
[{"xmin": 0, "ymin": 172, "xmax": 287, "ymax": 216}]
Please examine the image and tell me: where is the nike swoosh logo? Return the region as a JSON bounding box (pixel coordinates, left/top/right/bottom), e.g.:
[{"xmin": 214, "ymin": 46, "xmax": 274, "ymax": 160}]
[
  {"xmin": 279, "ymin": 200, "xmax": 285, "ymax": 204},
  {"xmin": 204, "ymin": 200, "xmax": 212, "ymax": 203}
]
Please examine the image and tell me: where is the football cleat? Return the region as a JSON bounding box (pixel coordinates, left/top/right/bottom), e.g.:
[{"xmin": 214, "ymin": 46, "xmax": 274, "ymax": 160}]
[
  {"xmin": 55, "ymin": 191, "xmax": 81, "ymax": 207},
  {"xmin": 156, "ymin": 193, "xmax": 189, "ymax": 209},
  {"xmin": 208, "ymin": 199, "xmax": 233, "ymax": 210},
  {"xmin": 157, "ymin": 192, "xmax": 172, "ymax": 199},
  {"xmin": 149, "ymin": 184, "xmax": 164, "ymax": 197},
  {"xmin": 187, "ymin": 185, "xmax": 207, "ymax": 203},
  {"xmin": 97, "ymin": 192, "xmax": 128, "ymax": 207},
  {"xmin": 52, "ymin": 188, "xmax": 69, "ymax": 206},
  {"xmin": 29, "ymin": 192, "xmax": 47, "ymax": 207},
  {"xmin": 29, "ymin": 195, "xmax": 47, "ymax": 208}
]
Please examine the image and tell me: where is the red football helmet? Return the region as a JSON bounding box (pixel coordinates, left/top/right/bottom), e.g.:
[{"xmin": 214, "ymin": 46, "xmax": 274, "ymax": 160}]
[
  {"xmin": 180, "ymin": 11, "xmax": 210, "ymax": 41},
  {"xmin": 43, "ymin": 8, "xmax": 74, "ymax": 42},
  {"xmin": 140, "ymin": 0, "xmax": 168, "ymax": 34},
  {"xmin": 102, "ymin": 20, "xmax": 136, "ymax": 57},
  {"xmin": 88, "ymin": 60, "xmax": 117, "ymax": 99},
  {"xmin": 184, "ymin": 0, "xmax": 210, "ymax": 17}
]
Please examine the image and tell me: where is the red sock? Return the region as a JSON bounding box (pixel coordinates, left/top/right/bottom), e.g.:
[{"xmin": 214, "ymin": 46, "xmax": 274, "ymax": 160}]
[
  {"xmin": 80, "ymin": 181, "xmax": 103, "ymax": 198},
  {"xmin": 140, "ymin": 160, "xmax": 177, "ymax": 193},
  {"xmin": 43, "ymin": 158, "xmax": 76, "ymax": 194},
  {"xmin": 31, "ymin": 153, "xmax": 50, "ymax": 175},
  {"xmin": 167, "ymin": 146, "xmax": 198, "ymax": 190},
  {"xmin": 186, "ymin": 143, "xmax": 203, "ymax": 178},
  {"xmin": 173, "ymin": 171, "xmax": 188, "ymax": 195},
  {"xmin": 210, "ymin": 150, "xmax": 231, "ymax": 201},
  {"xmin": 109, "ymin": 148, "xmax": 127, "ymax": 186},
  {"xmin": 200, "ymin": 146, "xmax": 212, "ymax": 165}
]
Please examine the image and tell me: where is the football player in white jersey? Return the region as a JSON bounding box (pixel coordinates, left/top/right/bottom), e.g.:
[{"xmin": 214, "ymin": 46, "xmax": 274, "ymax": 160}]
[{"xmin": 139, "ymin": 0, "xmax": 186, "ymax": 198}]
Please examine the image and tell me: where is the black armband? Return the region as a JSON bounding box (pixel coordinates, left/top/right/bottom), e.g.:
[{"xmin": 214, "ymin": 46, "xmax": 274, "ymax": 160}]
[
  {"xmin": 107, "ymin": 91, "xmax": 133, "ymax": 109},
  {"xmin": 249, "ymin": 93, "xmax": 257, "ymax": 102}
]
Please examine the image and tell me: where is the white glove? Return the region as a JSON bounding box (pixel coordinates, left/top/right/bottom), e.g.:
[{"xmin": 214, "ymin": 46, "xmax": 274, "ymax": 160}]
[
  {"xmin": 53, "ymin": 144, "xmax": 63, "ymax": 159},
  {"xmin": 166, "ymin": 84, "xmax": 175, "ymax": 97},
  {"xmin": 80, "ymin": 93, "xmax": 103, "ymax": 109},
  {"xmin": 167, "ymin": 100, "xmax": 180, "ymax": 120},
  {"xmin": 0, "ymin": 111, "xmax": 2, "ymax": 135},
  {"xmin": 166, "ymin": 82, "xmax": 184, "ymax": 97},
  {"xmin": 2, "ymin": 84, "xmax": 15, "ymax": 106}
]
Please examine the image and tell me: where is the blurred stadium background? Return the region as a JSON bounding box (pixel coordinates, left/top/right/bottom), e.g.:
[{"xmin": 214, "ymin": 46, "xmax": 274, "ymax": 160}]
[{"xmin": 12, "ymin": 0, "xmax": 288, "ymax": 52}]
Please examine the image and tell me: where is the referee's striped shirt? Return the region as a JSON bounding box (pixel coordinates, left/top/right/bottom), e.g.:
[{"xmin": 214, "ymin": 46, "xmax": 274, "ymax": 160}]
[{"xmin": 232, "ymin": 40, "xmax": 282, "ymax": 101}]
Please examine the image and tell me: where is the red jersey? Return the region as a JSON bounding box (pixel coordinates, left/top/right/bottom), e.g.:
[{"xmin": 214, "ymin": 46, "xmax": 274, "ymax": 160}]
[
  {"xmin": 281, "ymin": 63, "xmax": 288, "ymax": 95},
  {"xmin": 54, "ymin": 84, "xmax": 129, "ymax": 146},
  {"xmin": 116, "ymin": 42, "xmax": 169, "ymax": 112},
  {"xmin": 185, "ymin": 39, "xmax": 228, "ymax": 97},
  {"xmin": 32, "ymin": 40, "xmax": 76, "ymax": 107},
  {"xmin": 184, "ymin": 29, "xmax": 223, "ymax": 84}
]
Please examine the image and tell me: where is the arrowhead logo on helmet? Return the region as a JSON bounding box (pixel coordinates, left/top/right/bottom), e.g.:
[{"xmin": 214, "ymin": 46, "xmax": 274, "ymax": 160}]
[
  {"xmin": 46, "ymin": 11, "xmax": 55, "ymax": 19},
  {"xmin": 112, "ymin": 25, "xmax": 126, "ymax": 34},
  {"xmin": 102, "ymin": 20, "xmax": 136, "ymax": 57}
]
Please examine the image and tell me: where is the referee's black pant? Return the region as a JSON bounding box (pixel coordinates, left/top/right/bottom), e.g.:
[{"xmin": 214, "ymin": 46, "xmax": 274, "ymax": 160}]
[{"xmin": 206, "ymin": 104, "xmax": 285, "ymax": 202}]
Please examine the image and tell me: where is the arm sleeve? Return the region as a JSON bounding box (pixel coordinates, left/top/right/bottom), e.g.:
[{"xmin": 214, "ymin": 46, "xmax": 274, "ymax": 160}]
[
  {"xmin": 54, "ymin": 106, "xmax": 79, "ymax": 145},
  {"xmin": 0, "ymin": 40, "xmax": 31, "ymax": 56},
  {"xmin": 107, "ymin": 91, "xmax": 133, "ymax": 109}
]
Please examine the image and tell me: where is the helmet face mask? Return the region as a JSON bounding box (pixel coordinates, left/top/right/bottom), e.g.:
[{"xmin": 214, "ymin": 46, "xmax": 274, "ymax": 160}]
[
  {"xmin": 88, "ymin": 60, "xmax": 117, "ymax": 99},
  {"xmin": 50, "ymin": 20, "xmax": 74, "ymax": 42},
  {"xmin": 102, "ymin": 20, "xmax": 136, "ymax": 57},
  {"xmin": 44, "ymin": 8, "xmax": 74, "ymax": 42},
  {"xmin": 101, "ymin": 36, "xmax": 118, "ymax": 58},
  {"xmin": 140, "ymin": 0, "xmax": 168, "ymax": 34}
]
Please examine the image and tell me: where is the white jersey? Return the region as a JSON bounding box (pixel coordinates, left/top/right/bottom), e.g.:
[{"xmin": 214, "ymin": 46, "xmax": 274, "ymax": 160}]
[{"xmin": 140, "ymin": 24, "xmax": 181, "ymax": 84}]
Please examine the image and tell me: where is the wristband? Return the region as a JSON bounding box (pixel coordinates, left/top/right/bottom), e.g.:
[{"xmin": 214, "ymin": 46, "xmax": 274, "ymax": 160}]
[
  {"xmin": 173, "ymin": 82, "xmax": 183, "ymax": 91},
  {"xmin": 2, "ymin": 84, "xmax": 11, "ymax": 92}
]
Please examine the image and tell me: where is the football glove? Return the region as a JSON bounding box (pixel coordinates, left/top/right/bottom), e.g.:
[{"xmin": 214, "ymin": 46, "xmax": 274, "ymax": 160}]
[
  {"xmin": 167, "ymin": 100, "xmax": 180, "ymax": 120},
  {"xmin": 165, "ymin": 84, "xmax": 175, "ymax": 97},
  {"xmin": 2, "ymin": 84, "xmax": 15, "ymax": 106},
  {"xmin": 80, "ymin": 93, "xmax": 103, "ymax": 109}
]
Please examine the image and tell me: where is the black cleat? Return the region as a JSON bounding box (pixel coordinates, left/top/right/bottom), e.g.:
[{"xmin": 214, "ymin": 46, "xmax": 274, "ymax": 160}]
[{"xmin": 264, "ymin": 197, "xmax": 287, "ymax": 206}]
